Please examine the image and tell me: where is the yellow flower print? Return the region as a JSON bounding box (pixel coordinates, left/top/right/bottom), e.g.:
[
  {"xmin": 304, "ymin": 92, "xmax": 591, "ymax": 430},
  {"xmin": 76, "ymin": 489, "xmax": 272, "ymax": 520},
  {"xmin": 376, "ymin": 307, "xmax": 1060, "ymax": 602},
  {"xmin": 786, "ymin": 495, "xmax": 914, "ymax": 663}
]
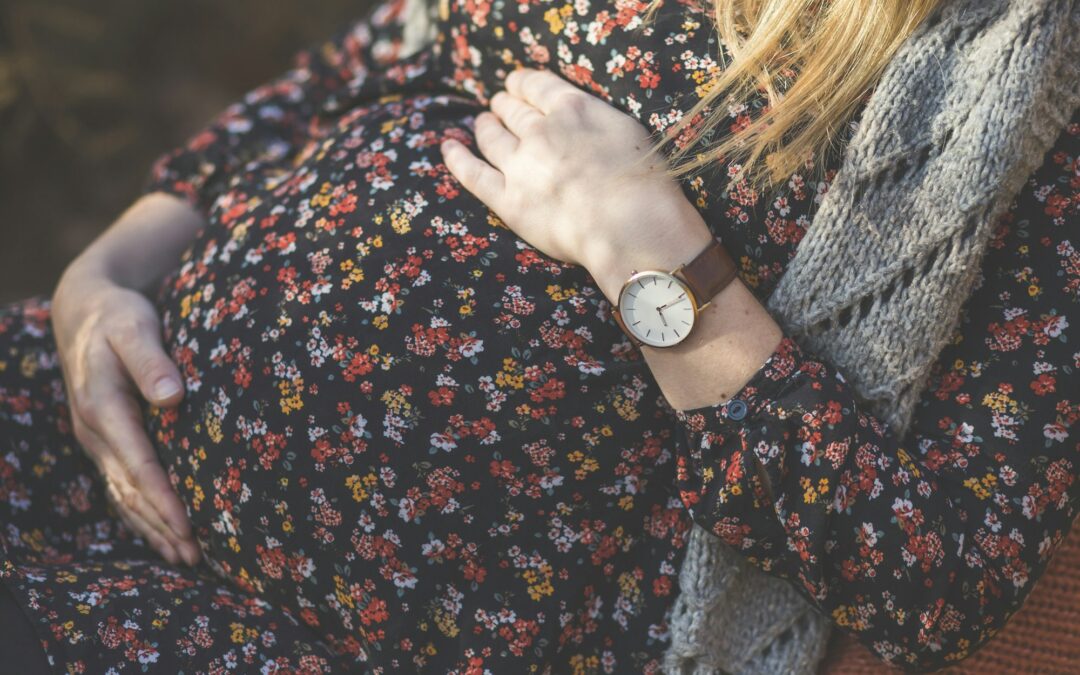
[
  {"xmin": 184, "ymin": 476, "xmax": 205, "ymax": 511},
  {"xmin": 380, "ymin": 387, "xmax": 414, "ymax": 415},
  {"xmin": 346, "ymin": 473, "xmax": 378, "ymax": 502},
  {"xmin": 570, "ymin": 654, "xmax": 600, "ymax": 675},
  {"xmin": 544, "ymin": 5, "xmax": 569, "ymax": 33},
  {"xmin": 982, "ymin": 388, "xmax": 1023, "ymax": 416},
  {"xmin": 278, "ymin": 376, "xmax": 305, "ymax": 414},
  {"xmin": 545, "ymin": 284, "xmax": 577, "ymax": 302},
  {"xmin": 612, "ymin": 394, "xmax": 639, "ymax": 421},
  {"xmin": 495, "ymin": 357, "xmax": 525, "ymax": 389},
  {"xmin": 433, "ymin": 605, "xmax": 460, "ymax": 637},
  {"xmin": 523, "ymin": 563, "xmax": 555, "ymax": 600},
  {"xmin": 390, "ymin": 205, "xmax": 411, "ymax": 234},
  {"xmin": 310, "ymin": 182, "xmax": 334, "ymax": 208},
  {"xmin": 230, "ymin": 622, "xmax": 260, "ymax": 644},
  {"xmin": 896, "ymin": 448, "xmax": 921, "ymax": 478},
  {"xmin": 962, "ymin": 473, "xmax": 997, "ymax": 500},
  {"xmin": 206, "ymin": 413, "xmax": 224, "ymax": 444},
  {"xmin": 334, "ymin": 574, "xmax": 356, "ymax": 609},
  {"xmin": 380, "ymin": 115, "xmax": 408, "ymax": 134}
]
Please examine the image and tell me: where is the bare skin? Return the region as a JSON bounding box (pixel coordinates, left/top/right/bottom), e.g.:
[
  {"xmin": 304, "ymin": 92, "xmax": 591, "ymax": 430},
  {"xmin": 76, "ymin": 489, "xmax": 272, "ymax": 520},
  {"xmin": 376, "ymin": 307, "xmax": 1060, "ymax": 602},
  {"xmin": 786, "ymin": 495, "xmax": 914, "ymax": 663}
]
[
  {"xmin": 51, "ymin": 192, "xmax": 205, "ymax": 566},
  {"xmin": 441, "ymin": 67, "xmax": 782, "ymax": 412},
  {"xmin": 52, "ymin": 68, "xmax": 780, "ymax": 569}
]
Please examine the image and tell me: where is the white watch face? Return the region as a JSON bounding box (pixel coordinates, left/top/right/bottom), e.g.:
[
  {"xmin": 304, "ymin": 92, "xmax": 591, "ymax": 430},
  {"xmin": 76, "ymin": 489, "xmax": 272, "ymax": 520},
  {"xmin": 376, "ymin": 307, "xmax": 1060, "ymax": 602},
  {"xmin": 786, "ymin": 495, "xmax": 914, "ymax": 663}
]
[{"xmin": 617, "ymin": 271, "xmax": 696, "ymax": 347}]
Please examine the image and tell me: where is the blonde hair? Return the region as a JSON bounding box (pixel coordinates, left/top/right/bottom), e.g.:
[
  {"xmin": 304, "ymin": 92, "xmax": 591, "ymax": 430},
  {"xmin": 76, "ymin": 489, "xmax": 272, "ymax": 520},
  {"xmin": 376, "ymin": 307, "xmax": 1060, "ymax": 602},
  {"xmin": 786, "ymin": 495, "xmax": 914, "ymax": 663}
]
[{"xmin": 632, "ymin": 0, "xmax": 945, "ymax": 193}]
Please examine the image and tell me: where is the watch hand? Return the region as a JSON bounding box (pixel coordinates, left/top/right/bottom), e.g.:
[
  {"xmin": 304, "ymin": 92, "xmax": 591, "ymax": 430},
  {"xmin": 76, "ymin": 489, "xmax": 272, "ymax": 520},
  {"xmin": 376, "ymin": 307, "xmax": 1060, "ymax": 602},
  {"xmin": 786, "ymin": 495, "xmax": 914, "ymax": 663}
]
[{"xmin": 656, "ymin": 307, "xmax": 668, "ymax": 327}]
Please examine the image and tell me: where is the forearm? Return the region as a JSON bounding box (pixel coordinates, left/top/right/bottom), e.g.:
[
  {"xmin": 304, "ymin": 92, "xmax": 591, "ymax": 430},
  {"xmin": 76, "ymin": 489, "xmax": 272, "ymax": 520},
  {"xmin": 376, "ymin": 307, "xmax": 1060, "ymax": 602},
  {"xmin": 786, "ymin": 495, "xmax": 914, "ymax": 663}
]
[
  {"xmin": 60, "ymin": 192, "xmax": 205, "ymax": 295},
  {"xmin": 587, "ymin": 210, "xmax": 782, "ymax": 411}
]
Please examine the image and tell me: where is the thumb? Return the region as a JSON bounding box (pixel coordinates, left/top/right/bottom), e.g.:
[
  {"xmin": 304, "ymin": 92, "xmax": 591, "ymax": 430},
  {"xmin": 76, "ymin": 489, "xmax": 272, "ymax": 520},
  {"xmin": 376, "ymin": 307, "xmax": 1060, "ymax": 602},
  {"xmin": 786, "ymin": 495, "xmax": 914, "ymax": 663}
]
[{"xmin": 107, "ymin": 320, "xmax": 185, "ymax": 407}]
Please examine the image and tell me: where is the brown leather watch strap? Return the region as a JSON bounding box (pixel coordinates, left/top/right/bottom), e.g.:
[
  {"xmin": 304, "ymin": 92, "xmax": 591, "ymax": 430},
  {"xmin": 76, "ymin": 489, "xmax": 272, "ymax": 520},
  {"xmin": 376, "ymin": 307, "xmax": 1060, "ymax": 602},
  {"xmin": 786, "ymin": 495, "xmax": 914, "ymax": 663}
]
[{"xmin": 673, "ymin": 237, "xmax": 737, "ymax": 309}]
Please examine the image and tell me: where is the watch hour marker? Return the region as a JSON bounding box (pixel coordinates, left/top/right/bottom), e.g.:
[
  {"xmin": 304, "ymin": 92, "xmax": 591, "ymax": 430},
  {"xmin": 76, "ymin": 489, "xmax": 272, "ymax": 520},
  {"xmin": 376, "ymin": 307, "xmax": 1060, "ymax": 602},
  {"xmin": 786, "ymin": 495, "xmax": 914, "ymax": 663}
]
[
  {"xmin": 674, "ymin": 329, "xmax": 680, "ymax": 337},
  {"xmin": 682, "ymin": 319, "xmax": 691, "ymax": 325}
]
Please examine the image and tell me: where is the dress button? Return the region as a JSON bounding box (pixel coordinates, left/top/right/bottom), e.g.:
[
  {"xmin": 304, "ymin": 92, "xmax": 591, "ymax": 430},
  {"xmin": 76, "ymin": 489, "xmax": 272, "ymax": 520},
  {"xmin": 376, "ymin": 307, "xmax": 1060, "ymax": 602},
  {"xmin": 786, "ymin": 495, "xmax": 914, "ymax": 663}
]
[{"xmin": 726, "ymin": 398, "xmax": 748, "ymax": 421}]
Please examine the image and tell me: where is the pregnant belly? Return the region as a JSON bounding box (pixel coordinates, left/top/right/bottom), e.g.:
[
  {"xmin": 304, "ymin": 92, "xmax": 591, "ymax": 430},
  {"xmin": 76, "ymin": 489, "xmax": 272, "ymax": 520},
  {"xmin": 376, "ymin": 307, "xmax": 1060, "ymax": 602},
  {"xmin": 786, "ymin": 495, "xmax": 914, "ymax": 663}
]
[{"xmin": 146, "ymin": 91, "xmax": 690, "ymax": 666}]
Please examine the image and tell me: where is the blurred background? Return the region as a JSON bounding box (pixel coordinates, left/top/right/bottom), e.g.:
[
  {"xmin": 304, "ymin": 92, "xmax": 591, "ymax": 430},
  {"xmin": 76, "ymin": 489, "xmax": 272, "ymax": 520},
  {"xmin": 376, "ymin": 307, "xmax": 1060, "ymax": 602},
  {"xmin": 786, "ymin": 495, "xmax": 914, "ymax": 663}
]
[{"xmin": 0, "ymin": 0, "xmax": 377, "ymax": 303}]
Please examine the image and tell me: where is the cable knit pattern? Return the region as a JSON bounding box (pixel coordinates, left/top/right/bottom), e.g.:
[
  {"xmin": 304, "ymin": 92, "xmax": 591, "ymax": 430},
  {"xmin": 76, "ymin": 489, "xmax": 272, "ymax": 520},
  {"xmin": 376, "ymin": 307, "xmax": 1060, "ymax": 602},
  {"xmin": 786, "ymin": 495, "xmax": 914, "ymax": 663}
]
[{"xmin": 664, "ymin": 0, "xmax": 1080, "ymax": 672}]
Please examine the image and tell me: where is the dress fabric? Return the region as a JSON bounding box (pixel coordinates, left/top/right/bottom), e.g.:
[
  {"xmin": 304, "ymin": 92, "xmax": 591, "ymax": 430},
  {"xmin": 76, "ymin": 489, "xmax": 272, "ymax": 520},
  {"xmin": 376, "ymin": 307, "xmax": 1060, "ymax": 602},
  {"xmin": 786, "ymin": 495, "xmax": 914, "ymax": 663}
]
[{"xmin": 0, "ymin": 0, "xmax": 1077, "ymax": 672}]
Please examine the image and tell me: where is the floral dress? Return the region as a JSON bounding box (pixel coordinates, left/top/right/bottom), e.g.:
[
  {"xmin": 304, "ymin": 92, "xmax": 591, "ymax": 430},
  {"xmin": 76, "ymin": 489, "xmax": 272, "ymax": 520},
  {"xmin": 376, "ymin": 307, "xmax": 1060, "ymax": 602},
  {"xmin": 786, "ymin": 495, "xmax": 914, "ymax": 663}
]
[{"xmin": 0, "ymin": 0, "xmax": 1077, "ymax": 672}]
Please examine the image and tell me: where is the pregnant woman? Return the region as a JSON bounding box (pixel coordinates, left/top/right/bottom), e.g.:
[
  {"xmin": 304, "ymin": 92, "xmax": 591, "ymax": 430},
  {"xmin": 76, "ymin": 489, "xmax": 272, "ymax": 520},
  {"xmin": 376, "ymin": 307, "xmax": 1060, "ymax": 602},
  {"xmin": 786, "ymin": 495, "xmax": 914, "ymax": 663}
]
[{"xmin": 2, "ymin": 0, "xmax": 1078, "ymax": 672}]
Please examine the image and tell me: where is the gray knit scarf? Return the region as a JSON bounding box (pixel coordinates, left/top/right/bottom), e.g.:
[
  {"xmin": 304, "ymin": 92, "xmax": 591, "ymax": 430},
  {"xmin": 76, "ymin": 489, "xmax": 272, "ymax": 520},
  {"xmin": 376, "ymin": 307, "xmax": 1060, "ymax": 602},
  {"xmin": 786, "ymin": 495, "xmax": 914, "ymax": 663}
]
[
  {"xmin": 666, "ymin": 0, "xmax": 1080, "ymax": 672},
  {"xmin": 397, "ymin": 0, "xmax": 1080, "ymax": 672}
]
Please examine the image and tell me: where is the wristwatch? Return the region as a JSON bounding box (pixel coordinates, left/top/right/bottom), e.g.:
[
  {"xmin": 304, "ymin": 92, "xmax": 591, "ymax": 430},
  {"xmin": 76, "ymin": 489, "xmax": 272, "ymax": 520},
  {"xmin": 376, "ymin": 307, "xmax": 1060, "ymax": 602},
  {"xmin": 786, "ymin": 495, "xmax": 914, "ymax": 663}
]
[{"xmin": 612, "ymin": 237, "xmax": 737, "ymax": 348}]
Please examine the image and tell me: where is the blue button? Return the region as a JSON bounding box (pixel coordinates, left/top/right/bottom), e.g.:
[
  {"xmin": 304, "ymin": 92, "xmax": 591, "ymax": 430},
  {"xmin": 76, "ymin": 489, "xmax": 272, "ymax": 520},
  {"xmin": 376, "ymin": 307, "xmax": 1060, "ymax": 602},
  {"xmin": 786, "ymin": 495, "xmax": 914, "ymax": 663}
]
[{"xmin": 726, "ymin": 398, "xmax": 748, "ymax": 421}]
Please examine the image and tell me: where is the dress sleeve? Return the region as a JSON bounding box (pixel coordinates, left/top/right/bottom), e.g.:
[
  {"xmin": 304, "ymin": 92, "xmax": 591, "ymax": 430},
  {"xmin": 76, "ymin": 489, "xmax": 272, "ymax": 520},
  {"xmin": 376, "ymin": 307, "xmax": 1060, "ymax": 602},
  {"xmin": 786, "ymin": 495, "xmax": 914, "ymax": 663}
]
[
  {"xmin": 142, "ymin": 0, "xmax": 437, "ymax": 218},
  {"xmin": 671, "ymin": 112, "xmax": 1080, "ymax": 671}
]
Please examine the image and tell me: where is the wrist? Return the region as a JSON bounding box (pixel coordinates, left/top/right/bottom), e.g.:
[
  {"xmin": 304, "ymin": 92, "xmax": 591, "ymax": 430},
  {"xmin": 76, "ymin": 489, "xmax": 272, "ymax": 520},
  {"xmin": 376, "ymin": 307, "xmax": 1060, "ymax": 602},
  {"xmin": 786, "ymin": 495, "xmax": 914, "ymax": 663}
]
[
  {"xmin": 586, "ymin": 209, "xmax": 716, "ymax": 304},
  {"xmin": 65, "ymin": 193, "xmax": 204, "ymax": 295}
]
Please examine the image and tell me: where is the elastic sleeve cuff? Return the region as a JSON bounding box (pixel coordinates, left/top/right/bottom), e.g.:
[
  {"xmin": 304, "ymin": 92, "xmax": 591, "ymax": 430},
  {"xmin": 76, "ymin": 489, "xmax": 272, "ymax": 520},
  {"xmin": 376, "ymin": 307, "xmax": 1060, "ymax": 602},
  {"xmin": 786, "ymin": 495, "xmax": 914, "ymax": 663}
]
[
  {"xmin": 672, "ymin": 335, "xmax": 808, "ymax": 432},
  {"xmin": 140, "ymin": 146, "xmax": 215, "ymax": 218}
]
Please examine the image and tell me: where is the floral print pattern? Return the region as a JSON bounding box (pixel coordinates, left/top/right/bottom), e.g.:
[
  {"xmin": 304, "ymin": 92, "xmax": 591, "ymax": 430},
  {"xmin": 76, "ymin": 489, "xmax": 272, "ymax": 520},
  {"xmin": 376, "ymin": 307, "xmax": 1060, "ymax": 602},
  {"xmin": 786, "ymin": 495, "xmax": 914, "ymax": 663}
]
[
  {"xmin": 0, "ymin": 0, "xmax": 1077, "ymax": 672},
  {"xmin": 674, "ymin": 113, "xmax": 1080, "ymax": 669}
]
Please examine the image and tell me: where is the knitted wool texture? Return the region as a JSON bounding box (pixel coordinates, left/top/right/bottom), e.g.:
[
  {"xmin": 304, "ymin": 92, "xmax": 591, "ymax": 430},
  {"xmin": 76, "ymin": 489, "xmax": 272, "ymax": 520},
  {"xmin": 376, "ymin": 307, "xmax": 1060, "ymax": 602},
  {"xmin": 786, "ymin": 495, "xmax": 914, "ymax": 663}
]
[
  {"xmin": 394, "ymin": 0, "xmax": 1080, "ymax": 672},
  {"xmin": 665, "ymin": 0, "xmax": 1080, "ymax": 672}
]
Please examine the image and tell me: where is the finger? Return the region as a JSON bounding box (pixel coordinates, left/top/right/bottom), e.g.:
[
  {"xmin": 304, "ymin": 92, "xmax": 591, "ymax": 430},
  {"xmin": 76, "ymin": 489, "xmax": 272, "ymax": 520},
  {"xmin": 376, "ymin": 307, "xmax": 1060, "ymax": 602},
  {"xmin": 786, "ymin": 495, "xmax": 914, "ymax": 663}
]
[
  {"xmin": 105, "ymin": 477, "xmax": 181, "ymax": 565},
  {"xmin": 79, "ymin": 419, "xmax": 186, "ymax": 546},
  {"xmin": 489, "ymin": 90, "xmax": 545, "ymax": 139},
  {"xmin": 105, "ymin": 313, "xmax": 184, "ymax": 407},
  {"xmin": 105, "ymin": 455, "xmax": 202, "ymax": 567},
  {"xmin": 80, "ymin": 387, "xmax": 195, "ymax": 546},
  {"xmin": 504, "ymin": 67, "xmax": 578, "ymax": 114},
  {"xmin": 473, "ymin": 110, "xmax": 520, "ymax": 170},
  {"xmin": 441, "ymin": 134, "xmax": 506, "ymax": 209}
]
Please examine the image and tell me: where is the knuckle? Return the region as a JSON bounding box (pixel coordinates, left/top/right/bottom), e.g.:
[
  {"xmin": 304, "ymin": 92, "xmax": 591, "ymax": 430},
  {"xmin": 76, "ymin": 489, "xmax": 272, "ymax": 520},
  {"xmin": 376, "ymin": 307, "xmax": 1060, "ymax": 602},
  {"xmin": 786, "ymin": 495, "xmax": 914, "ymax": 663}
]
[
  {"xmin": 554, "ymin": 90, "xmax": 589, "ymax": 116},
  {"xmin": 110, "ymin": 478, "xmax": 138, "ymax": 510},
  {"xmin": 521, "ymin": 113, "xmax": 546, "ymax": 135},
  {"xmin": 110, "ymin": 316, "xmax": 143, "ymax": 346},
  {"xmin": 464, "ymin": 163, "xmax": 485, "ymax": 186},
  {"xmin": 75, "ymin": 394, "xmax": 102, "ymax": 422},
  {"xmin": 126, "ymin": 455, "xmax": 163, "ymax": 486}
]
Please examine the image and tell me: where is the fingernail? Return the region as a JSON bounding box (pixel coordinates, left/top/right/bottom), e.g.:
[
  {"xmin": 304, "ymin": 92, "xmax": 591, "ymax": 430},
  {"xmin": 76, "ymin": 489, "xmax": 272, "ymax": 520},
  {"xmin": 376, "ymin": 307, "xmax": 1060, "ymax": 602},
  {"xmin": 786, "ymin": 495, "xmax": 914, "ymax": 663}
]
[{"xmin": 153, "ymin": 377, "xmax": 182, "ymax": 400}]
